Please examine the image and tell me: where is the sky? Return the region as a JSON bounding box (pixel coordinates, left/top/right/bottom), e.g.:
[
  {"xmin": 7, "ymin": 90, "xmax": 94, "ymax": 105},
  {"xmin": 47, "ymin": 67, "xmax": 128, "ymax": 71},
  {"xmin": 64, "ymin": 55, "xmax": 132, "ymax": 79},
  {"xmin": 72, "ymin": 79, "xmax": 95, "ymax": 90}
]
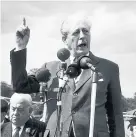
[{"xmin": 1, "ymin": 1, "xmax": 136, "ymax": 98}]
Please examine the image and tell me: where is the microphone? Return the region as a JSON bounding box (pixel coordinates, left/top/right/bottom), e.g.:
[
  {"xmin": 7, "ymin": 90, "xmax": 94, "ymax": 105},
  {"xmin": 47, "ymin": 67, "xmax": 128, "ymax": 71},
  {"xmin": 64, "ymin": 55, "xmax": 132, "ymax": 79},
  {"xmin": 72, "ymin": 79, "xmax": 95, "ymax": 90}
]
[
  {"xmin": 57, "ymin": 62, "xmax": 81, "ymax": 91},
  {"xmin": 57, "ymin": 48, "xmax": 70, "ymax": 62},
  {"xmin": 66, "ymin": 63, "xmax": 81, "ymax": 78},
  {"xmin": 56, "ymin": 49, "xmax": 81, "ymax": 136},
  {"xmin": 35, "ymin": 68, "xmax": 51, "ymax": 83},
  {"xmin": 57, "ymin": 48, "xmax": 70, "ymax": 89},
  {"xmin": 35, "ymin": 68, "xmax": 51, "ymax": 102},
  {"xmin": 57, "ymin": 48, "xmax": 70, "ymax": 75},
  {"xmin": 77, "ymin": 56, "xmax": 97, "ymax": 72},
  {"xmin": 77, "ymin": 56, "xmax": 104, "ymax": 82},
  {"xmin": 57, "ymin": 48, "xmax": 81, "ymax": 78}
]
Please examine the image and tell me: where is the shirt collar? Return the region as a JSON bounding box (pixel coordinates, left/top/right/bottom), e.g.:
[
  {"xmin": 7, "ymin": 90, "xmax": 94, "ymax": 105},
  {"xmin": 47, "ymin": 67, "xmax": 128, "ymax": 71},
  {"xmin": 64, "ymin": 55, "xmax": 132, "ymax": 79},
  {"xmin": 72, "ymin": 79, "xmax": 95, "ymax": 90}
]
[
  {"xmin": 70, "ymin": 52, "xmax": 89, "ymax": 64},
  {"xmin": 12, "ymin": 124, "xmax": 24, "ymax": 132}
]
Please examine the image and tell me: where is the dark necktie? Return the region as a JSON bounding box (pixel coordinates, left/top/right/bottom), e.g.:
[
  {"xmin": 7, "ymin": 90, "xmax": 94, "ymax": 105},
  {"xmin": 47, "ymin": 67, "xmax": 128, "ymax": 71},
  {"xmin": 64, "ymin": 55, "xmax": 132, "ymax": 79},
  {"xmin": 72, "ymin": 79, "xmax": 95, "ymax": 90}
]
[{"xmin": 13, "ymin": 127, "xmax": 21, "ymax": 137}]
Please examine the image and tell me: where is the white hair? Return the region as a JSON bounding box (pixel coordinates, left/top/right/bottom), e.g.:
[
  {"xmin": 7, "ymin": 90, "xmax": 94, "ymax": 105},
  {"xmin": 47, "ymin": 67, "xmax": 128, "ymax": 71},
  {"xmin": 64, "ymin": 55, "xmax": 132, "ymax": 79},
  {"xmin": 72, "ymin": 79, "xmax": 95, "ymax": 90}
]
[
  {"xmin": 60, "ymin": 12, "xmax": 92, "ymax": 41},
  {"xmin": 10, "ymin": 93, "xmax": 32, "ymax": 106}
]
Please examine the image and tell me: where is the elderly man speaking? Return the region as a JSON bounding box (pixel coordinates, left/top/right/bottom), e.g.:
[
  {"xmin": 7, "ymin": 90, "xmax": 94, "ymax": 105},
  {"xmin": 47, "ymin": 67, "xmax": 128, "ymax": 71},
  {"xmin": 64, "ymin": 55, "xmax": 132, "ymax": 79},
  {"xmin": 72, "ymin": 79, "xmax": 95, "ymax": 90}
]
[
  {"xmin": 45, "ymin": 13, "xmax": 125, "ymax": 137},
  {"xmin": 1, "ymin": 93, "xmax": 46, "ymax": 137}
]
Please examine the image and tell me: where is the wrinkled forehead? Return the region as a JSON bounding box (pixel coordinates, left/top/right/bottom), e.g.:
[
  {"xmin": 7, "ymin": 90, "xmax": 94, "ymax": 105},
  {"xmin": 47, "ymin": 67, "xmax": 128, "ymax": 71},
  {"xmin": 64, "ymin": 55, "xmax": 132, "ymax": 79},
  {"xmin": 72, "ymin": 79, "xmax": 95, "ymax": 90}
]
[
  {"xmin": 64, "ymin": 17, "xmax": 91, "ymax": 33},
  {"xmin": 72, "ymin": 21, "xmax": 90, "ymax": 32},
  {"xmin": 10, "ymin": 103, "xmax": 26, "ymax": 109},
  {"xmin": 10, "ymin": 93, "xmax": 32, "ymax": 107},
  {"xmin": 10, "ymin": 98, "xmax": 31, "ymax": 108}
]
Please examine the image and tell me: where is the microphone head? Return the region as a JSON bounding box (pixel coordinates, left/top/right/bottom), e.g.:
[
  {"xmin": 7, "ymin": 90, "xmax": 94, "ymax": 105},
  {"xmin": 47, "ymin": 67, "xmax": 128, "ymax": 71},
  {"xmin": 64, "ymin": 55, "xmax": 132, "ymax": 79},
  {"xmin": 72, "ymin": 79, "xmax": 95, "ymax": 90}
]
[
  {"xmin": 36, "ymin": 68, "xmax": 51, "ymax": 82},
  {"xmin": 66, "ymin": 63, "xmax": 81, "ymax": 78},
  {"xmin": 78, "ymin": 56, "xmax": 93, "ymax": 69},
  {"xmin": 57, "ymin": 48, "xmax": 70, "ymax": 62},
  {"xmin": 60, "ymin": 62, "xmax": 67, "ymax": 70}
]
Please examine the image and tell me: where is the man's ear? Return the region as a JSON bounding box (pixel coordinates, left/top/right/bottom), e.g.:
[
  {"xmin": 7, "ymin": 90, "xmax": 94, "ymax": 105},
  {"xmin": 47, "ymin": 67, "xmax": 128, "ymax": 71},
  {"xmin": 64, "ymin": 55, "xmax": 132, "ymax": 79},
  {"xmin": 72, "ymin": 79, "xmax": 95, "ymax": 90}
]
[
  {"xmin": 62, "ymin": 36, "xmax": 67, "ymax": 44},
  {"xmin": 62, "ymin": 36, "xmax": 72, "ymax": 50},
  {"xmin": 29, "ymin": 107, "xmax": 33, "ymax": 114}
]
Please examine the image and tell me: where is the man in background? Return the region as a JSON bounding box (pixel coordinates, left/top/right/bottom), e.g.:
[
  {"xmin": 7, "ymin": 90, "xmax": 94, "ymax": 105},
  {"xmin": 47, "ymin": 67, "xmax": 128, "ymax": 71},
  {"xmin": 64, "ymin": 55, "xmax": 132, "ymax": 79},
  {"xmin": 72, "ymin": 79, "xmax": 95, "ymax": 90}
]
[{"xmin": 1, "ymin": 93, "xmax": 46, "ymax": 137}]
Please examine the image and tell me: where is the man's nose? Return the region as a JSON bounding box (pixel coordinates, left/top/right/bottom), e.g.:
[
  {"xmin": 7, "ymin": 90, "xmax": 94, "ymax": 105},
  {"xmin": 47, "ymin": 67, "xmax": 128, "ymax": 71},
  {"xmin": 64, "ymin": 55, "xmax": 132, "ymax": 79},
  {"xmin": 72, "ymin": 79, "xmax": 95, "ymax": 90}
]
[
  {"xmin": 79, "ymin": 30, "xmax": 85, "ymax": 39},
  {"xmin": 13, "ymin": 109, "xmax": 19, "ymax": 115}
]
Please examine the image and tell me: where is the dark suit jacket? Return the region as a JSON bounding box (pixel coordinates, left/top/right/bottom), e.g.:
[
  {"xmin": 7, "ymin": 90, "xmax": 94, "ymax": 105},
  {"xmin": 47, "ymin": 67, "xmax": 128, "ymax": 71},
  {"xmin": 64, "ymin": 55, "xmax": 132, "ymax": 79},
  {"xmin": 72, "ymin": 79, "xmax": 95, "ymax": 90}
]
[
  {"xmin": 10, "ymin": 49, "xmax": 57, "ymax": 124},
  {"xmin": 1, "ymin": 117, "xmax": 46, "ymax": 137},
  {"xmin": 3, "ymin": 117, "xmax": 10, "ymax": 123},
  {"xmin": 10, "ymin": 49, "xmax": 125, "ymax": 137}
]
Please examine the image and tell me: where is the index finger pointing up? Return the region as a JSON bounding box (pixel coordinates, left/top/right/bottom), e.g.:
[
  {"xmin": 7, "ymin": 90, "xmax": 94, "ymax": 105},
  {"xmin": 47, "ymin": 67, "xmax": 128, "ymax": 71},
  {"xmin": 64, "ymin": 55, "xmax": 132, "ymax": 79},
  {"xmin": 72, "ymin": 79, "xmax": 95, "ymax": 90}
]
[{"xmin": 23, "ymin": 17, "xmax": 26, "ymax": 27}]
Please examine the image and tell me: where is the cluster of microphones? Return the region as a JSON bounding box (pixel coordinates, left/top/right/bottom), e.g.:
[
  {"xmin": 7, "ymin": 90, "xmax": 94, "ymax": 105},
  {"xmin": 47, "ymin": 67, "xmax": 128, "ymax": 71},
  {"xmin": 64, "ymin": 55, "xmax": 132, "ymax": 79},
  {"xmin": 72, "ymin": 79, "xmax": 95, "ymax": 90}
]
[
  {"xmin": 35, "ymin": 48, "xmax": 96, "ymax": 82},
  {"xmin": 57, "ymin": 48, "xmax": 97, "ymax": 79},
  {"xmin": 35, "ymin": 48, "xmax": 97, "ymax": 96}
]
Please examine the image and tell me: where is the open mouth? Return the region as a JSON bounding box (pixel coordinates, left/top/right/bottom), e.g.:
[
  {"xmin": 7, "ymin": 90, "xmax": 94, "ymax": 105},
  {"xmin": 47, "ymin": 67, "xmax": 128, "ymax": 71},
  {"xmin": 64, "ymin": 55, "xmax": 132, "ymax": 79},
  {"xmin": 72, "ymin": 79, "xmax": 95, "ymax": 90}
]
[{"xmin": 78, "ymin": 43, "xmax": 87, "ymax": 47}]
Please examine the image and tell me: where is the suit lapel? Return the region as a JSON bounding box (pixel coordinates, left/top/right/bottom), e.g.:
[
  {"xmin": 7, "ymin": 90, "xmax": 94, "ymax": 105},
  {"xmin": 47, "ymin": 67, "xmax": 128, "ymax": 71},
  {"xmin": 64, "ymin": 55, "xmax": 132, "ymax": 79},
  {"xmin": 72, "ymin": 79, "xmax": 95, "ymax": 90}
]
[
  {"xmin": 74, "ymin": 69, "xmax": 92, "ymax": 93},
  {"xmin": 67, "ymin": 78, "xmax": 76, "ymax": 91},
  {"xmin": 74, "ymin": 51, "xmax": 100, "ymax": 93},
  {"xmin": 65, "ymin": 51, "xmax": 100, "ymax": 93},
  {"xmin": 1, "ymin": 122, "xmax": 12, "ymax": 137}
]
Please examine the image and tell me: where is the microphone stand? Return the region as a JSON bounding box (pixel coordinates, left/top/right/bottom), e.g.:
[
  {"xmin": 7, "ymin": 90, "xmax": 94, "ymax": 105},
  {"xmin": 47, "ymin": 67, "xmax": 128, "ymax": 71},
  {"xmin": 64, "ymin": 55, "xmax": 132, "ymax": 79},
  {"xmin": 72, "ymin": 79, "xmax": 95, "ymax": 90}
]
[
  {"xmin": 39, "ymin": 82, "xmax": 47, "ymax": 102},
  {"xmin": 89, "ymin": 67, "xmax": 98, "ymax": 137},
  {"xmin": 55, "ymin": 63, "xmax": 68, "ymax": 137},
  {"xmin": 55, "ymin": 59, "xmax": 80, "ymax": 137},
  {"xmin": 56, "ymin": 87, "xmax": 63, "ymax": 137}
]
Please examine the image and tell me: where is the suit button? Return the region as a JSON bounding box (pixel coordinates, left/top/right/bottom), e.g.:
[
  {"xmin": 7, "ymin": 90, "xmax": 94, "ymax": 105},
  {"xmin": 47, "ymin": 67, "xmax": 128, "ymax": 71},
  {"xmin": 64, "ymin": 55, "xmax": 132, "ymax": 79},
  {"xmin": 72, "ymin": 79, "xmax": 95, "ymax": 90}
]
[{"xmin": 73, "ymin": 93, "xmax": 78, "ymax": 96}]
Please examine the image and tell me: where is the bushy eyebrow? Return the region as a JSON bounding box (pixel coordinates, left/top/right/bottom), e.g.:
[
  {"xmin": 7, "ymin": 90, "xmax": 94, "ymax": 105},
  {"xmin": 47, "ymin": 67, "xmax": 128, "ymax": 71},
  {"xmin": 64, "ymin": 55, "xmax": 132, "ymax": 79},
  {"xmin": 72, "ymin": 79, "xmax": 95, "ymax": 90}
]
[
  {"xmin": 11, "ymin": 106, "xmax": 24, "ymax": 109},
  {"xmin": 82, "ymin": 28, "xmax": 89, "ymax": 31},
  {"xmin": 72, "ymin": 28, "xmax": 90, "ymax": 35}
]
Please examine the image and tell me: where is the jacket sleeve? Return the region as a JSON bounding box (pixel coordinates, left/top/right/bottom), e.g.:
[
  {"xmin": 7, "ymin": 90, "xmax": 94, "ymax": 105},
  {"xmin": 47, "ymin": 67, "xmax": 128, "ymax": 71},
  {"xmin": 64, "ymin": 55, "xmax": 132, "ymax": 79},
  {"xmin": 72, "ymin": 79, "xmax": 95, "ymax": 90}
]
[
  {"xmin": 25, "ymin": 116, "xmax": 47, "ymax": 137},
  {"xmin": 25, "ymin": 116, "xmax": 46, "ymax": 132},
  {"xmin": 106, "ymin": 64, "xmax": 125, "ymax": 137},
  {"xmin": 10, "ymin": 48, "xmax": 40, "ymax": 93}
]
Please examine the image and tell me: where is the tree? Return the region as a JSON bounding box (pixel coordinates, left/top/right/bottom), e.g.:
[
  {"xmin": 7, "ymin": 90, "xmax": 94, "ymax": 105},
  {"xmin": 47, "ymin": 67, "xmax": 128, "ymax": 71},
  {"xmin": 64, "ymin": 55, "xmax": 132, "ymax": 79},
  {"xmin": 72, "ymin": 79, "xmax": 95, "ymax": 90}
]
[
  {"xmin": 122, "ymin": 92, "xmax": 136, "ymax": 112},
  {"xmin": 122, "ymin": 95, "xmax": 130, "ymax": 112},
  {"xmin": 0, "ymin": 81, "xmax": 14, "ymax": 98}
]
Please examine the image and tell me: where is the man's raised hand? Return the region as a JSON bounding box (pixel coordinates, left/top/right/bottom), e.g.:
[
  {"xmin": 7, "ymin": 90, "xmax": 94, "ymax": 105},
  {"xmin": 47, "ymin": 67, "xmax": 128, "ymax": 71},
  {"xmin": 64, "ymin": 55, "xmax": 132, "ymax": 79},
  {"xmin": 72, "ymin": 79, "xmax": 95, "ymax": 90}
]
[{"xmin": 15, "ymin": 18, "xmax": 30, "ymax": 51}]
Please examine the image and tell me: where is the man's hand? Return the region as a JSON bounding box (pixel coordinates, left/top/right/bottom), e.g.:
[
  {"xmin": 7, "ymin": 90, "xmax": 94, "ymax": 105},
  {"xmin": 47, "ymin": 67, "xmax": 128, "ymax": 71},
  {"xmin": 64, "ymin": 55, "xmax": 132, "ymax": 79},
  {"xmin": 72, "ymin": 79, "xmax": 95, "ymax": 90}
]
[{"xmin": 15, "ymin": 18, "xmax": 30, "ymax": 51}]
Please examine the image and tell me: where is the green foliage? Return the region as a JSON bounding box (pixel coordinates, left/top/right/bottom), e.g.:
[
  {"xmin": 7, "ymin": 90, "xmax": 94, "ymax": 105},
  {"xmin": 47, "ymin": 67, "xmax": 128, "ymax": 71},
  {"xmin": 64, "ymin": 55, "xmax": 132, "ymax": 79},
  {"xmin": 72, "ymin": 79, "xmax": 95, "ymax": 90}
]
[
  {"xmin": 122, "ymin": 93, "xmax": 136, "ymax": 112},
  {"xmin": 0, "ymin": 81, "xmax": 14, "ymax": 98},
  {"xmin": 1, "ymin": 80, "xmax": 135, "ymax": 113}
]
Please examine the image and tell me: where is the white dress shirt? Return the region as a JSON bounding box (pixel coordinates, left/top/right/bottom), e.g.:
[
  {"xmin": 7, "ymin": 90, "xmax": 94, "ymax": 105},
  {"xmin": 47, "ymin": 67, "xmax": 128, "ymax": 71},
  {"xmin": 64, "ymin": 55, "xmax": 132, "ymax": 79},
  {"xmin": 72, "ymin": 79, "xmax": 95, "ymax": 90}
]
[
  {"xmin": 69, "ymin": 53, "xmax": 89, "ymax": 137},
  {"xmin": 12, "ymin": 124, "xmax": 24, "ymax": 137},
  {"xmin": 70, "ymin": 53, "xmax": 89, "ymax": 84}
]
